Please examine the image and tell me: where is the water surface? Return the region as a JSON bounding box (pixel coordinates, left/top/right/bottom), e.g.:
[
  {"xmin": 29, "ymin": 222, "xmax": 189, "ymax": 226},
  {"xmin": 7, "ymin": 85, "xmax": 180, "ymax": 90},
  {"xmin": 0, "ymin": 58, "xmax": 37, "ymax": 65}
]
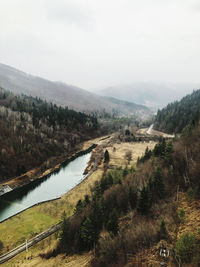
[{"xmin": 0, "ymin": 152, "xmax": 91, "ymax": 222}]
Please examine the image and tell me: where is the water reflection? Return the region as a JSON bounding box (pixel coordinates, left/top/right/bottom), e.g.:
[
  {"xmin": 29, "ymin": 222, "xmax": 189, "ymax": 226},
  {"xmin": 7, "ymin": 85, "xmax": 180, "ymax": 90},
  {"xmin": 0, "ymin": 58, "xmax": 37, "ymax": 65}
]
[{"xmin": 0, "ymin": 149, "xmax": 93, "ymax": 222}]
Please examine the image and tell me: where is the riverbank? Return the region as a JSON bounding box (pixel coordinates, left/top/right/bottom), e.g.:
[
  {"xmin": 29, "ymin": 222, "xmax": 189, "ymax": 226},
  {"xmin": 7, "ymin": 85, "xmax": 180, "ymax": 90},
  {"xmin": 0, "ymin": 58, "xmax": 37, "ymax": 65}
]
[
  {"xmin": 0, "ymin": 134, "xmax": 108, "ymax": 197},
  {"xmin": 0, "ymin": 136, "xmax": 110, "ymax": 255},
  {"xmin": 0, "ymin": 144, "xmax": 98, "ymax": 223}
]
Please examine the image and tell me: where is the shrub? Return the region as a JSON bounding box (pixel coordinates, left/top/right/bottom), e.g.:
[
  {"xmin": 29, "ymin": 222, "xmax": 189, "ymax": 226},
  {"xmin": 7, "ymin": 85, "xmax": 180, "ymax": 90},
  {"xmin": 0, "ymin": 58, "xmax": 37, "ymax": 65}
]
[
  {"xmin": 106, "ymin": 208, "xmax": 119, "ymax": 236},
  {"xmin": 0, "ymin": 240, "xmax": 3, "ymax": 253},
  {"xmin": 123, "ymin": 221, "xmax": 157, "ymax": 254},
  {"xmin": 94, "ymin": 235, "xmax": 119, "ymax": 266},
  {"xmin": 187, "ymin": 187, "xmax": 198, "ymax": 200},
  {"xmin": 157, "ymin": 219, "xmax": 168, "ymax": 240},
  {"xmin": 178, "ymin": 208, "xmax": 185, "ymax": 222},
  {"xmin": 175, "ymin": 233, "xmax": 196, "ymax": 263},
  {"xmin": 93, "ymin": 220, "xmax": 157, "ymax": 266}
]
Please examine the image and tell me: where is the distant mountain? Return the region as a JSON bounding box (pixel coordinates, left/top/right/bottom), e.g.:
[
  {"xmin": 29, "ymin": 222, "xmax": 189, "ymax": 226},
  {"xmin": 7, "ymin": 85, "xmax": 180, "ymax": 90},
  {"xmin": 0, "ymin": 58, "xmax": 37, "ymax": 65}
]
[
  {"xmin": 103, "ymin": 96, "xmax": 150, "ymax": 117},
  {"xmin": 97, "ymin": 82, "xmax": 199, "ymax": 109},
  {"xmin": 0, "ymin": 63, "xmax": 151, "ymax": 119},
  {"xmin": 154, "ymin": 89, "xmax": 200, "ymax": 134}
]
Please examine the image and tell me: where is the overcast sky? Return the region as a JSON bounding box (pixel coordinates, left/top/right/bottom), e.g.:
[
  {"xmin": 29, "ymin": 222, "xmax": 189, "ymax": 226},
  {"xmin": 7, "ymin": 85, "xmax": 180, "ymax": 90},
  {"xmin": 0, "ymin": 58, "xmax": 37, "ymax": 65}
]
[{"xmin": 0, "ymin": 0, "xmax": 200, "ymax": 89}]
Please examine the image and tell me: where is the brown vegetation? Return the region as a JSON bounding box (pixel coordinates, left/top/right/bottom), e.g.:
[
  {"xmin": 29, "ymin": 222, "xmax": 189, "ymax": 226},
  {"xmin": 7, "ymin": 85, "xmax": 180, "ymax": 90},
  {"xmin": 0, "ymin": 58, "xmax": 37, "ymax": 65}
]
[
  {"xmin": 5, "ymin": 123, "xmax": 200, "ymax": 266},
  {"xmin": 0, "ymin": 88, "xmax": 99, "ymax": 182}
]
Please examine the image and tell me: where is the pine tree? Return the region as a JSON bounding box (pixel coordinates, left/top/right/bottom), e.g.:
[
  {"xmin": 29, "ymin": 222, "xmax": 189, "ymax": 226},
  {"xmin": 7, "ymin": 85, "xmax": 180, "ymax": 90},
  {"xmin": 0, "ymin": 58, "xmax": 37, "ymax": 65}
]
[
  {"xmin": 164, "ymin": 141, "xmax": 174, "ymax": 165},
  {"xmin": 128, "ymin": 186, "xmax": 138, "ymax": 209},
  {"xmin": 74, "ymin": 199, "xmax": 83, "ymax": 213},
  {"xmin": 104, "ymin": 149, "xmax": 110, "ymax": 163},
  {"xmin": 106, "ymin": 208, "xmax": 119, "ymax": 236},
  {"xmin": 137, "ymin": 186, "xmax": 151, "ymax": 215},
  {"xmin": 157, "ymin": 218, "xmax": 168, "ymax": 240},
  {"xmin": 153, "ymin": 167, "xmax": 165, "ymax": 199},
  {"xmin": 80, "ymin": 217, "xmax": 96, "ymax": 249}
]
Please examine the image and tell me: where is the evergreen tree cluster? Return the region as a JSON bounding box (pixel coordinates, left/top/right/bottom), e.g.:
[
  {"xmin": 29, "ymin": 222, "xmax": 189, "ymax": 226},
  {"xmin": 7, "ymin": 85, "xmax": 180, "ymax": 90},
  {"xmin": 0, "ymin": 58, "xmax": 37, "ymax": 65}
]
[
  {"xmin": 59, "ymin": 170, "xmax": 123, "ymax": 253},
  {"xmin": 137, "ymin": 138, "xmax": 174, "ymax": 166},
  {"xmin": 58, "ymin": 165, "xmax": 166, "ymax": 254},
  {"xmin": 137, "ymin": 167, "xmax": 165, "ymax": 215},
  {"xmin": 154, "ymin": 89, "xmax": 200, "ymax": 134}
]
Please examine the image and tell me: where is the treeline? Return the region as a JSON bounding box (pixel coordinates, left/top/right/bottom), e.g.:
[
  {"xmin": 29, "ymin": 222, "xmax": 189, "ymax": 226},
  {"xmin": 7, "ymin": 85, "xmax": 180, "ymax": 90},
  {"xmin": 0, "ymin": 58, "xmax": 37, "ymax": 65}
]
[
  {"xmin": 154, "ymin": 89, "xmax": 200, "ymax": 134},
  {"xmin": 0, "ymin": 87, "xmax": 99, "ymax": 181},
  {"xmin": 137, "ymin": 138, "xmax": 174, "ymax": 165},
  {"xmin": 98, "ymin": 116, "xmax": 152, "ymax": 136},
  {"xmin": 0, "ymin": 88, "xmax": 98, "ymax": 130}
]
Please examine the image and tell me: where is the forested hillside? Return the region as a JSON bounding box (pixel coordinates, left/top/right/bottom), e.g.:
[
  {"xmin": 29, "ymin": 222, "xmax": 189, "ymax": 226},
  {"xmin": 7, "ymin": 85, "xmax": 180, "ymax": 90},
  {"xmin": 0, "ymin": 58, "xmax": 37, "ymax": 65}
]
[
  {"xmin": 0, "ymin": 87, "xmax": 98, "ymax": 181},
  {"xmin": 154, "ymin": 89, "xmax": 200, "ymax": 133},
  {"xmin": 41, "ymin": 112, "xmax": 200, "ymax": 266}
]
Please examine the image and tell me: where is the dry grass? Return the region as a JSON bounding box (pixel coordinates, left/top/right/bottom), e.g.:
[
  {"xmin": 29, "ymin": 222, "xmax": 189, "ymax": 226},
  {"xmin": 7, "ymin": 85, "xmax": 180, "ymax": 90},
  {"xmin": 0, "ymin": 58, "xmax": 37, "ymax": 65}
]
[
  {"xmin": 177, "ymin": 192, "xmax": 200, "ymax": 239},
  {"xmin": 107, "ymin": 141, "xmax": 156, "ymax": 168},
  {"xmin": 5, "ymin": 252, "xmax": 93, "ymax": 267},
  {"xmin": 61, "ymin": 168, "xmax": 104, "ymax": 209},
  {"xmin": 137, "ymin": 128, "xmax": 148, "ymax": 134},
  {"xmin": 125, "ymin": 192, "xmax": 200, "ymax": 266},
  {"xmin": 1, "ymin": 233, "xmax": 93, "ymax": 267}
]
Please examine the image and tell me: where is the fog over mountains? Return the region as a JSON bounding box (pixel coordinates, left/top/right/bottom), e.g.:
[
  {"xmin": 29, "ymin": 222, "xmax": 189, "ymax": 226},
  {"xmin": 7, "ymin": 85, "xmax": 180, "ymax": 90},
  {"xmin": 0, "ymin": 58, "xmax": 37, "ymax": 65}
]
[
  {"xmin": 97, "ymin": 82, "xmax": 200, "ymax": 109},
  {"xmin": 1, "ymin": 62, "xmax": 198, "ymax": 118},
  {"xmin": 0, "ymin": 63, "xmax": 151, "ymax": 119}
]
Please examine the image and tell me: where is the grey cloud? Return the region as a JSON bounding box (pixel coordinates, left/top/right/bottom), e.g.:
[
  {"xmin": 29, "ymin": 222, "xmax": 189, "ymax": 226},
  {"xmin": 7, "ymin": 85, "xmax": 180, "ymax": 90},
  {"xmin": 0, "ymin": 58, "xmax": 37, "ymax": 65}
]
[
  {"xmin": 46, "ymin": 1, "xmax": 94, "ymax": 29},
  {"xmin": 0, "ymin": 0, "xmax": 200, "ymax": 89}
]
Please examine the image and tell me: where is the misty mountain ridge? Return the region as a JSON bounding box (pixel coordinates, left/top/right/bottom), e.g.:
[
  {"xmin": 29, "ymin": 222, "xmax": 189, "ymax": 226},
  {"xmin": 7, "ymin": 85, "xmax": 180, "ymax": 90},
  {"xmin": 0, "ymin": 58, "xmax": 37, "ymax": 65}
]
[
  {"xmin": 97, "ymin": 82, "xmax": 200, "ymax": 109},
  {"xmin": 0, "ymin": 63, "xmax": 151, "ymax": 119}
]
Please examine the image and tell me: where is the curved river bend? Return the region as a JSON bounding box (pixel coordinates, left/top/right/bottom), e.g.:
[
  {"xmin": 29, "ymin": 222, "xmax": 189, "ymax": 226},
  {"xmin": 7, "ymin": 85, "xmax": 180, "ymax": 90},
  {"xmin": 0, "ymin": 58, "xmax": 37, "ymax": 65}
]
[{"xmin": 0, "ymin": 152, "xmax": 91, "ymax": 222}]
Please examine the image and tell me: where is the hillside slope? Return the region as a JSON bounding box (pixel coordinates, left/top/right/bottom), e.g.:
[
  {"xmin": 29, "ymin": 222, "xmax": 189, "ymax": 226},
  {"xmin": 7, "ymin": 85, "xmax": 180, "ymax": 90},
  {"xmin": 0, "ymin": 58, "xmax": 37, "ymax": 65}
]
[
  {"xmin": 0, "ymin": 87, "xmax": 98, "ymax": 181},
  {"xmin": 40, "ymin": 117, "xmax": 200, "ymax": 266},
  {"xmin": 154, "ymin": 89, "xmax": 200, "ymax": 133},
  {"xmin": 0, "ymin": 63, "xmax": 151, "ymax": 119}
]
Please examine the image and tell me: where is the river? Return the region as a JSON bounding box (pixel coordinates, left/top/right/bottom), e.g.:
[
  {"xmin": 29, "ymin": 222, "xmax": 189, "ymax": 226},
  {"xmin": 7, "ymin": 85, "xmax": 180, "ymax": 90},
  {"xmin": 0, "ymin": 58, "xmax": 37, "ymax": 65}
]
[{"xmin": 0, "ymin": 152, "xmax": 91, "ymax": 222}]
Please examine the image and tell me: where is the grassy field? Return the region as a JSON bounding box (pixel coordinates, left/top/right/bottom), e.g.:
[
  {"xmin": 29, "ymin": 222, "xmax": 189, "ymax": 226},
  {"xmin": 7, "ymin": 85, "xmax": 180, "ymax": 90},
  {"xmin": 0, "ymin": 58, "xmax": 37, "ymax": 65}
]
[
  {"xmin": 0, "ymin": 208, "xmax": 57, "ymax": 251},
  {"xmin": 106, "ymin": 141, "xmax": 156, "ymax": 168},
  {"xmin": 0, "ymin": 135, "xmax": 156, "ymax": 266}
]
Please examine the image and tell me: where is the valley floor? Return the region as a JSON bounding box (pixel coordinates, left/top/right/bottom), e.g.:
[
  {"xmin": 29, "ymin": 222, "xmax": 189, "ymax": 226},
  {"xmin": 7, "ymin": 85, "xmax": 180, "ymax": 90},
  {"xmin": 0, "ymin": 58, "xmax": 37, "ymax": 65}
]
[{"xmin": 0, "ymin": 134, "xmax": 156, "ymax": 266}]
